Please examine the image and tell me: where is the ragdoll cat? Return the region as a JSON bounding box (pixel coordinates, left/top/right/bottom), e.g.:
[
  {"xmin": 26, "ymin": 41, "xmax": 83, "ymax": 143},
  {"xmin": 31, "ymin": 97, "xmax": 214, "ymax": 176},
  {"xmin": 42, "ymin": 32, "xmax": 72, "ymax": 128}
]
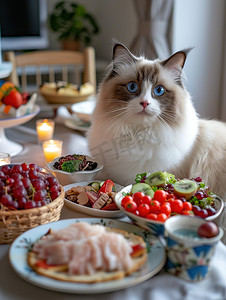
[{"xmin": 87, "ymin": 43, "xmax": 226, "ymax": 201}]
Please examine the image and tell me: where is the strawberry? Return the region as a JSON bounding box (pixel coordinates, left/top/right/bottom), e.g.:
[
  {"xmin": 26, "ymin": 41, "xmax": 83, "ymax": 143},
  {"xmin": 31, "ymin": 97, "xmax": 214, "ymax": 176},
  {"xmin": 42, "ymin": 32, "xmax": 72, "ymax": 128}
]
[{"xmin": 2, "ymin": 90, "xmax": 23, "ymax": 109}]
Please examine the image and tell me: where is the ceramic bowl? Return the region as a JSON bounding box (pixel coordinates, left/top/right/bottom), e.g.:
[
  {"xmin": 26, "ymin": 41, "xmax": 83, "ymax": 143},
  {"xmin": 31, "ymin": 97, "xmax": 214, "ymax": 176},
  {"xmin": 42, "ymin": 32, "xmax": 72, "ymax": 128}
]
[
  {"xmin": 164, "ymin": 215, "xmax": 223, "ymax": 281},
  {"xmin": 46, "ymin": 155, "xmax": 103, "ymax": 186},
  {"xmin": 114, "ymin": 184, "xmax": 224, "ymax": 236}
]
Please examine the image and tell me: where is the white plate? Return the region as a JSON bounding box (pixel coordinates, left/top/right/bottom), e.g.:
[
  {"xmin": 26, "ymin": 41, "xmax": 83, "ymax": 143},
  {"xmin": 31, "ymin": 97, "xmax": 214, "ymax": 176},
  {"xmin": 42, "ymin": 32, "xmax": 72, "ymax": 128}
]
[
  {"xmin": 9, "ymin": 218, "xmax": 166, "ymax": 294},
  {"xmin": 64, "ymin": 181, "xmax": 124, "ymax": 218},
  {"xmin": 71, "ymin": 95, "xmax": 96, "ymax": 115},
  {"xmin": 64, "ymin": 117, "xmax": 91, "ymax": 132}
]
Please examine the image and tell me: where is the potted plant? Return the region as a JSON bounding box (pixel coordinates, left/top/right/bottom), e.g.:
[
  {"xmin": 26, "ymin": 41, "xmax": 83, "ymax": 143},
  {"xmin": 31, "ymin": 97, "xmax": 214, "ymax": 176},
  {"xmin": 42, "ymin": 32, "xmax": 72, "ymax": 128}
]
[{"xmin": 49, "ymin": 1, "xmax": 99, "ymax": 50}]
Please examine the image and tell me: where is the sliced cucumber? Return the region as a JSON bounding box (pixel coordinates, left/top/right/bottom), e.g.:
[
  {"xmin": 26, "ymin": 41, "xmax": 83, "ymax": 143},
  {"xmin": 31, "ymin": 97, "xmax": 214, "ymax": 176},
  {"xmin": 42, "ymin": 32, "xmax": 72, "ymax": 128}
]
[{"xmin": 89, "ymin": 182, "xmax": 100, "ymax": 191}]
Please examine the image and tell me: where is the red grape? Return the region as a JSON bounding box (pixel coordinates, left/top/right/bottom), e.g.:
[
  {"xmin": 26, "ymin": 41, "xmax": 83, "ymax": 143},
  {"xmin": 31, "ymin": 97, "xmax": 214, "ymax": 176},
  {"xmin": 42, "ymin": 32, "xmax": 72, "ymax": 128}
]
[
  {"xmin": 21, "ymin": 162, "xmax": 29, "ymax": 171},
  {"xmin": 198, "ymin": 221, "xmax": 219, "ymax": 238},
  {"xmin": 12, "ymin": 165, "xmax": 22, "ymax": 173},
  {"xmin": 34, "ymin": 190, "xmax": 47, "ymax": 201},
  {"xmin": 32, "ymin": 179, "xmax": 45, "ymax": 190},
  {"xmin": 0, "ymin": 194, "xmax": 13, "ymax": 206},
  {"xmin": 24, "ymin": 201, "xmax": 36, "ymax": 209}
]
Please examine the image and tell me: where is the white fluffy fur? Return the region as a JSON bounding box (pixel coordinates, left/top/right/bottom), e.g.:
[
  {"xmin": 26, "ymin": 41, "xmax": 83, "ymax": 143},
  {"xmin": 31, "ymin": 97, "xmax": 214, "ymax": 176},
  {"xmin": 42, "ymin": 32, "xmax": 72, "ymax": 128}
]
[{"xmin": 87, "ymin": 45, "xmax": 226, "ymax": 205}]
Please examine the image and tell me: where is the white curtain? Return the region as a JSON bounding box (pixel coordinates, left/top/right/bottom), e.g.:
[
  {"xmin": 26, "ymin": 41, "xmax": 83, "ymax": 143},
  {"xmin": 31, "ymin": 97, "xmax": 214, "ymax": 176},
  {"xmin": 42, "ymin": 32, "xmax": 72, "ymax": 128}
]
[{"xmin": 130, "ymin": 0, "xmax": 173, "ymax": 60}]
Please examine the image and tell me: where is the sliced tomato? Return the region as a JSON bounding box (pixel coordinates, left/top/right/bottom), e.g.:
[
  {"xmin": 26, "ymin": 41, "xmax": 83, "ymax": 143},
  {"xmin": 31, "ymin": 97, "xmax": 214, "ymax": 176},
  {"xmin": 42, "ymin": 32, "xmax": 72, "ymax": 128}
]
[
  {"xmin": 131, "ymin": 244, "xmax": 146, "ymax": 257},
  {"xmin": 98, "ymin": 179, "xmax": 114, "ymax": 194},
  {"xmin": 101, "ymin": 202, "xmax": 119, "ymax": 210},
  {"xmin": 35, "ymin": 260, "xmax": 50, "ymax": 269}
]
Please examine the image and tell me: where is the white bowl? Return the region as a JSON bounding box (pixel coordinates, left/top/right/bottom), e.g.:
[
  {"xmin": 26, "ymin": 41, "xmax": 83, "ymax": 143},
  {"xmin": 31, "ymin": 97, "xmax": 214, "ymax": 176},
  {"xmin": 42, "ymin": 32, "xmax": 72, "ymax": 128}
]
[
  {"xmin": 115, "ymin": 184, "xmax": 224, "ymax": 236},
  {"xmin": 47, "ymin": 155, "xmax": 103, "ymax": 186}
]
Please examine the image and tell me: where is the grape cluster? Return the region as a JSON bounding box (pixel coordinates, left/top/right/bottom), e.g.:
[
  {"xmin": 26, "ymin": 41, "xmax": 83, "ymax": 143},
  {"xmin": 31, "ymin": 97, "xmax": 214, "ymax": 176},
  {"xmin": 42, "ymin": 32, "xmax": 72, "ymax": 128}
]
[{"xmin": 0, "ymin": 163, "xmax": 61, "ymax": 210}]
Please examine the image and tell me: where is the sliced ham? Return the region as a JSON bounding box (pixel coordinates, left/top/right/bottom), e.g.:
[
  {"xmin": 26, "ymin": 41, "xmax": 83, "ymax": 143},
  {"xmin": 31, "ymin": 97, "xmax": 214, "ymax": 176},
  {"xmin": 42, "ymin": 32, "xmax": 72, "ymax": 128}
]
[
  {"xmin": 93, "ymin": 193, "xmax": 109, "ymax": 209},
  {"xmin": 33, "ymin": 222, "xmax": 133, "ymax": 275}
]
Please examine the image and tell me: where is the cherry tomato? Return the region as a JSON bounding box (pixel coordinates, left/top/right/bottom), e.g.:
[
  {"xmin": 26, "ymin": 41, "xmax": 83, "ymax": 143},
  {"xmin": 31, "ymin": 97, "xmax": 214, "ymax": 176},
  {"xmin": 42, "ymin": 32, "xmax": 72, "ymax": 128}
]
[
  {"xmin": 125, "ymin": 201, "xmax": 137, "ymax": 213},
  {"xmin": 146, "ymin": 213, "xmax": 158, "ymax": 220},
  {"xmin": 141, "ymin": 195, "xmax": 152, "ymax": 205},
  {"xmin": 183, "ymin": 201, "xmax": 193, "ymax": 211},
  {"xmin": 138, "ymin": 203, "xmax": 150, "ymax": 217},
  {"xmin": 160, "ymin": 203, "xmax": 172, "ymax": 216},
  {"xmin": 133, "ymin": 192, "xmax": 145, "ymax": 205},
  {"xmin": 171, "ymin": 199, "xmax": 183, "ymax": 213},
  {"xmin": 153, "ymin": 190, "xmax": 168, "ymax": 203},
  {"xmin": 166, "ymin": 193, "xmax": 177, "ymax": 200},
  {"xmin": 121, "ymin": 195, "xmax": 133, "ymax": 207},
  {"xmin": 156, "ymin": 213, "xmax": 168, "ymax": 222},
  {"xmin": 149, "ymin": 200, "xmax": 161, "ymax": 214}
]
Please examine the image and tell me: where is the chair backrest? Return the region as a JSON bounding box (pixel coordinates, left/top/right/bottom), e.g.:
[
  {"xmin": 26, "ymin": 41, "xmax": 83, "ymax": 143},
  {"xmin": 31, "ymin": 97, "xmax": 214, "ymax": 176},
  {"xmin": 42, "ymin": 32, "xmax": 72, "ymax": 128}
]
[{"xmin": 5, "ymin": 47, "xmax": 96, "ymax": 94}]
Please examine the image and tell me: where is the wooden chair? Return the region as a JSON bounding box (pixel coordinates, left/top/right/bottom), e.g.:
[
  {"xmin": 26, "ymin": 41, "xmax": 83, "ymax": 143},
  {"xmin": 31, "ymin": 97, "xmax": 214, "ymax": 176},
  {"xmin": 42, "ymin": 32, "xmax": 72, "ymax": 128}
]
[{"xmin": 4, "ymin": 47, "xmax": 96, "ymax": 94}]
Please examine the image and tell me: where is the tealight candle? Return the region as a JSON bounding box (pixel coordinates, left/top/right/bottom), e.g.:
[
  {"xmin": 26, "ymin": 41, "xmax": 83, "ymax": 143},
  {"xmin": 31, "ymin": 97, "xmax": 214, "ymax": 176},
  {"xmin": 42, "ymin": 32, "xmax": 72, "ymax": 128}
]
[
  {"xmin": 42, "ymin": 140, "xmax": 63, "ymax": 163},
  {"xmin": 36, "ymin": 119, "xmax": 55, "ymax": 143},
  {"xmin": 0, "ymin": 152, "xmax": 11, "ymax": 166}
]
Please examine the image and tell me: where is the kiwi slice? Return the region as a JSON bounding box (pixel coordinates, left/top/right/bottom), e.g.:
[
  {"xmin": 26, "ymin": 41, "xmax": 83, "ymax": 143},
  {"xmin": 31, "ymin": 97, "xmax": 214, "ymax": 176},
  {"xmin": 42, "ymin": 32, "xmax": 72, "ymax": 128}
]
[
  {"xmin": 173, "ymin": 179, "xmax": 198, "ymax": 200},
  {"xmin": 131, "ymin": 183, "xmax": 154, "ymax": 197},
  {"xmin": 145, "ymin": 171, "xmax": 167, "ymax": 187}
]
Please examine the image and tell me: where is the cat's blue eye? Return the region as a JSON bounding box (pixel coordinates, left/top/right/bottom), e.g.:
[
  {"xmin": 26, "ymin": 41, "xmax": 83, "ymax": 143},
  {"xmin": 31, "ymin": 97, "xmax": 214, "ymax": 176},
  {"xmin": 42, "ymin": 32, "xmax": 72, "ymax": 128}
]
[
  {"xmin": 154, "ymin": 85, "xmax": 165, "ymax": 96},
  {"xmin": 127, "ymin": 82, "xmax": 138, "ymax": 93}
]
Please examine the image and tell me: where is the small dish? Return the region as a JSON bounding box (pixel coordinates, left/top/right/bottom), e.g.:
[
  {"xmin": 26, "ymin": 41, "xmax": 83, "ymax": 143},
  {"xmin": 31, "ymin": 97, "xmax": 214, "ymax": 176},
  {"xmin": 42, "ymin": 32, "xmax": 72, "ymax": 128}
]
[
  {"xmin": 64, "ymin": 117, "xmax": 91, "ymax": 132},
  {"xmin": 47, "ymin": 155, "xmax": 103, "ymax": 186},
  {"xmin": 64, "ymin": 181, "xmax": 124, "ymax": 218}
]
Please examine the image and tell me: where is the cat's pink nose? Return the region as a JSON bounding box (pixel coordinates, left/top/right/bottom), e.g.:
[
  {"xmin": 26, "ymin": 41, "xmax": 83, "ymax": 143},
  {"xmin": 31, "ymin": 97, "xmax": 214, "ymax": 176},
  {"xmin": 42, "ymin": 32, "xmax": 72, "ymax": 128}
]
[{"xmin": 140, "ymin": 101, "xmax": 149, "ymax": 109}]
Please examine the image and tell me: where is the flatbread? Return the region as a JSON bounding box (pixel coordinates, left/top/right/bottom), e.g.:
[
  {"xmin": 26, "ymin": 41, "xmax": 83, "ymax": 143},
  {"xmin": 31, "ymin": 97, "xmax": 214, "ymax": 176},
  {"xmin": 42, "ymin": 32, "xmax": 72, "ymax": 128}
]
[{"xmin": 27, "ymin": 227, "xmax": 147, "ymax": 283}]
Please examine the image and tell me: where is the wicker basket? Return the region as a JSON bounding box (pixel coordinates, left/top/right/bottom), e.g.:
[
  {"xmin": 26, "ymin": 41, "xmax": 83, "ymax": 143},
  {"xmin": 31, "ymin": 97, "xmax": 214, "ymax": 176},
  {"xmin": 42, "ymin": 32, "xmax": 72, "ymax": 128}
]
[{"xmin": 0, "ymin": 187, "xmax": 65, "ymax": 244}]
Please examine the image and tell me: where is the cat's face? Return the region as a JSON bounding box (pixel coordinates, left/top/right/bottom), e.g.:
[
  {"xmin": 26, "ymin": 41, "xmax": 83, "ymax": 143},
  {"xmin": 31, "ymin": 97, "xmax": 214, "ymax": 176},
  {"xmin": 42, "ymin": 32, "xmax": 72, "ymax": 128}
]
[{"xmin": 98, "ymin": 44, "xmax": 190, "ymax": 131}]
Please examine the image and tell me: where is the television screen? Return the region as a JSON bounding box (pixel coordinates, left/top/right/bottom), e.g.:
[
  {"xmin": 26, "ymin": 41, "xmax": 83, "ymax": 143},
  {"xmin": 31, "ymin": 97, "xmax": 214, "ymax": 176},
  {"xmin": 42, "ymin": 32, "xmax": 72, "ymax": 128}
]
[{"xmin": 0, "ymin": 0, "xmax": 48, "ymax": 50}]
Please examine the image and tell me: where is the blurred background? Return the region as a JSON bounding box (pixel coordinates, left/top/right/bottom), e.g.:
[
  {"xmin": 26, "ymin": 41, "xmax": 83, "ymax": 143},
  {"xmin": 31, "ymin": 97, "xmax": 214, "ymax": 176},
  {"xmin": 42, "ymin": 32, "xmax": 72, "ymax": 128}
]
[{"xmin": 1, "ymin": 0, "xmax": 226, "ymax": 121}]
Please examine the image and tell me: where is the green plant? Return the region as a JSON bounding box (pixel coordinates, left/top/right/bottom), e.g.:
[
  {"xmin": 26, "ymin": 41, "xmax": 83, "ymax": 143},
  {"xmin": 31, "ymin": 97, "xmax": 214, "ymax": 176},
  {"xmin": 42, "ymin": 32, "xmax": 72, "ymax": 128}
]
[{"xmin": 49, "ymin": 1, "xmax": 99, "ymax": 45}]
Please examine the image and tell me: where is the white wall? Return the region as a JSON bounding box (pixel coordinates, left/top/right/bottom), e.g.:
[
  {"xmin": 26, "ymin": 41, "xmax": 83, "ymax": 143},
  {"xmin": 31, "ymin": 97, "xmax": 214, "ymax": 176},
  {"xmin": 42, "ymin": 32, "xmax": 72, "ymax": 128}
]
[
  {"xmin": 172, "ymin": 0, "xmax": 226, "ymax": 120},
  {"xmin": 47, "ymin": 0, "xmax": 226, "ymax": 120},
  {"xmin": 47, "ymin": 0, "xmax": 137, "ymax": 60}
]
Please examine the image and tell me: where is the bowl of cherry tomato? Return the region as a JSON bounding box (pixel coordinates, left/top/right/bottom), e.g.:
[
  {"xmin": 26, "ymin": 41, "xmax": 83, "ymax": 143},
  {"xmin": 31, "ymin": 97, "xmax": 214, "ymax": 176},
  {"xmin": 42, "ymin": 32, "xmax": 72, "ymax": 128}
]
[{"xmin": 114, "ymin": 174, "xmax": 224, "ymax": 236}]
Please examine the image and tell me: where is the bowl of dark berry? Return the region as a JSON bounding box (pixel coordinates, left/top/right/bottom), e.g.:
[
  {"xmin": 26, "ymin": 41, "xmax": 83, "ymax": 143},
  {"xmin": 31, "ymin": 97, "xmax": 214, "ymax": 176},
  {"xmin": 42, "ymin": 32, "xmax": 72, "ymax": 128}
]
[
  {"xmin": 0, "ymin": 163, "xmax": 64, "ymax": 244},
  {"xmin": 47, "ymin": 154, "xmax": 103, "ymax": 185}
]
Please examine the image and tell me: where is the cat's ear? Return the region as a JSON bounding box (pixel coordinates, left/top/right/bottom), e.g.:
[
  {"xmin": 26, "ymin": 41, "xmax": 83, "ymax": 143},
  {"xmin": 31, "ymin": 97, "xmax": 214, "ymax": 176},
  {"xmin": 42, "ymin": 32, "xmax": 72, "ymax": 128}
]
[
  {"xmin": 162, "ymin": 49, "xmax": 192, "ymax": 71},
  {"xmin": 112, "ymin": 43, "xmax": 136, "ymax": 65}
]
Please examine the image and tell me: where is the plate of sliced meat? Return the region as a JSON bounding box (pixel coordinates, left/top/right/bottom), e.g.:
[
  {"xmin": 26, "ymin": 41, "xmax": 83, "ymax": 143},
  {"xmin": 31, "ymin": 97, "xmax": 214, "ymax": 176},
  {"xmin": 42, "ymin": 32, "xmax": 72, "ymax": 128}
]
[
  {"xmin": 9, "ymin": 218, "xmax": 166, "ymax": 293},
  {"xmin": 64, "ymin": 180, "xmax": 125, "ymax": 218}
]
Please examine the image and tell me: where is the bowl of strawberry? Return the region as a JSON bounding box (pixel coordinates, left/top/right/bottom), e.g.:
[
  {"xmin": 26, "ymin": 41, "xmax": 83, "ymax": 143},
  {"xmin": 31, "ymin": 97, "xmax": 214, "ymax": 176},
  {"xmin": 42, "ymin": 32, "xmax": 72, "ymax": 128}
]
[
  {"xmin": 0, "ymin": 163, "xmax": 65, "ymax": 244},
  {"xmin": 114, "ymin": 171, "xmax": 224, "ymax": 236}
]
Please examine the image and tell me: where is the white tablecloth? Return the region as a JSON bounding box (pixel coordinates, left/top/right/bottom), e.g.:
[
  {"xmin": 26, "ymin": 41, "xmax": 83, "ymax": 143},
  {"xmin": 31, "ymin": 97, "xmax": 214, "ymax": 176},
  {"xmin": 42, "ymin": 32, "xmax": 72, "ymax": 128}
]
[{"xmin": 0, "ymin": 109, "xmax": 225, "ymax": 300}]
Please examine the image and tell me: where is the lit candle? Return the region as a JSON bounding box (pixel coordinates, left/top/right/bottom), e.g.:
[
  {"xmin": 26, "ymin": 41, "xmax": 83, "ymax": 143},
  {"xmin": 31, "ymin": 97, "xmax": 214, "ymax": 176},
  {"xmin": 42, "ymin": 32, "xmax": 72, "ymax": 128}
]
[
  {"xmin": 42, "ymin": 140, "xmax": 63, "ymax": 163},
  {"xmin": 36, "ymin": 119, "xmax": 55, "ymax": 143},
  {"xmin": 0, "ymin": 152, "xmax": 11, "ymax": 166}
]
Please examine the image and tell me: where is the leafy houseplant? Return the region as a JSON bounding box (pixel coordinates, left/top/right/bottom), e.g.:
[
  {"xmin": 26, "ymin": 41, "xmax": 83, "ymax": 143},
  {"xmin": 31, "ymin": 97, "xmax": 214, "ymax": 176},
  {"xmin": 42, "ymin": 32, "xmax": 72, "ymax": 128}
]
[{"xmin": 49, "ymin": 1, "xmax": 99, "ymax": 50}]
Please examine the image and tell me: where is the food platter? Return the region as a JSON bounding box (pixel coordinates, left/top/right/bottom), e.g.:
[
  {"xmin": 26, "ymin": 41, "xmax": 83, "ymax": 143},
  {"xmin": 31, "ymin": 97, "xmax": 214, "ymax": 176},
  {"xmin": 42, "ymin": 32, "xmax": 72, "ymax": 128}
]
[
  {"xmin": 9, "ymin": 218, "xmax": 166, "ymax": 294},
  {"xmin": 64, "ymin": 181, "xmax": 124, "ymax": 218}
]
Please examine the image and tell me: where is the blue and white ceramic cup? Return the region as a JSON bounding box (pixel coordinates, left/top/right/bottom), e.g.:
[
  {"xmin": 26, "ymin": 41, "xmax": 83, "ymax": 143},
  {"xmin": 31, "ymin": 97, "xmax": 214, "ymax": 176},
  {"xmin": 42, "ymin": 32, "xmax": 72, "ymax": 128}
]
[{"xmin": 164, "ymin": 215, "xmax": 223, "ymax": 281}]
